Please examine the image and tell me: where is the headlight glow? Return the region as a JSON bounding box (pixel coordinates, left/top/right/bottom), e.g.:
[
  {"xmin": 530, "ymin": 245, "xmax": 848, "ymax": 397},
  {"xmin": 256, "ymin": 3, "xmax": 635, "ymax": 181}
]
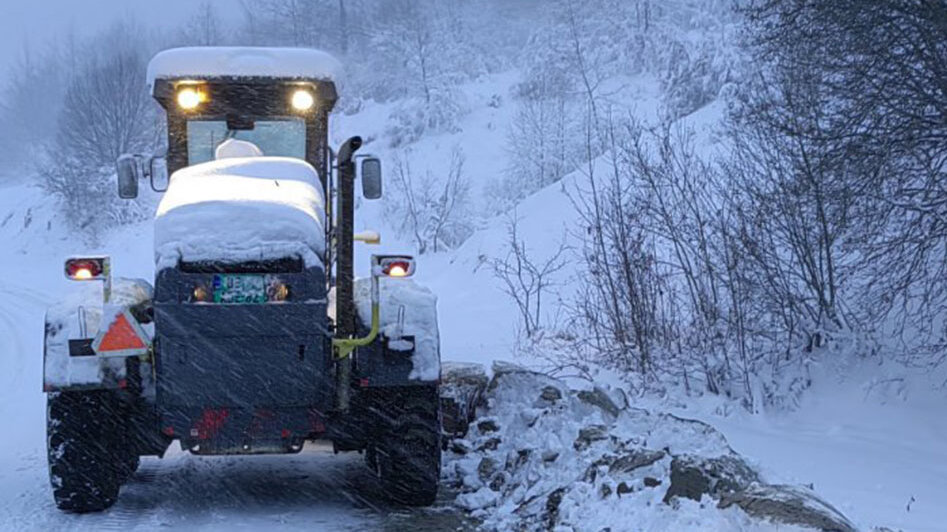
[
  {"xmin": 177, "ymin": 87, "xmax": 203, "ymax": 110},
  {"xmin": 291, "ymin": 89, "xmax": 315, "ymax": 111}
]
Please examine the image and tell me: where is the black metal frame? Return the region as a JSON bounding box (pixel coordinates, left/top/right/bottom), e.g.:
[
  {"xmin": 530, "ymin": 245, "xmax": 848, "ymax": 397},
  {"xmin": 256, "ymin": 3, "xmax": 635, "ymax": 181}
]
[{"xmin": 152, "ymin": 77, "xmax": 337, "ymax": 187}]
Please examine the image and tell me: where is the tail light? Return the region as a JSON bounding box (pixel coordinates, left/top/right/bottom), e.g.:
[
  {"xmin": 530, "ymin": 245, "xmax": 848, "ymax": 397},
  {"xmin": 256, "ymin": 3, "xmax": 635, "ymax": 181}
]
[
  {"xmin": 65, "ymin": 257, "xmax": 109, "ymax": 281},
  {"xmin": 373, "ymin": 256, "xmax": 416, "ymax": 278},
  {"xmin": 267, "ymin": 280, "xmax": 291, "ymax": 302},
  {"xmin": 191, "ymin": 285, "xmax": 210, "ymax": 303}
]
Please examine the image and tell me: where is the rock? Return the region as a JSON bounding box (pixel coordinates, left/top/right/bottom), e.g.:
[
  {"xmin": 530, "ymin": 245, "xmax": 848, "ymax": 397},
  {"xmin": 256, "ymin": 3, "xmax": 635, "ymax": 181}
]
[
  {"xmin": 663, "ymin": 454, "xmax": 760, "ymax": 503},
  {"xmin": 545, "ymin": 487, "xmax": 567, "ymax": 528},
  {"xmin": 609, "ymin": 387, "xmax": 629, "ymax": 410},
  {"xmin": 718, "ymin": 484, "xmax": 858, "ymax": 532},
  {"xmin": 510, "ymin": 448, "xmax": 532, "ymax": 469},
  {"xmin": 584, "ymin": 455, "xmax": 617, "ymax": 482},
  {"xmin": 574, "ymin": 425, "xmax": 609, "ymax": 451},
  {"xmin": 608, "ymin": 449, "xmax": 665, "ymax": 475},
  {"xmin": 644, "ymin": 477, "xmax": 662, "ymax": 488},
  {"xmin": 489, "ymin": 475, "xmax": 505, "ymax": 491},
  {"xmin": 478, "ymin": 457, "xmax": 498, "ymax": 482},
  {"xmin": 489, "ymin": 361, "xmax": 557, "ymax": 394},
  {"xmin": 456, "ymin": 486, "xmax": 499, "ymax": 511},
  {"xmin": 540, "ymin": 385, "xmax": 563, "ymax": 403},
  {"xmin": 477, "ymin": 418, "xmax": 500, "ymax": 433},
  {"xmin": 450, "ymin": 439, "xmax": 472, "ymax": 455},
  {"xmin": 577, "ymin": 387, "xmax": 623, "ymax": 418},
  {"xmin": 656, "ymin": 413, "xmax": 735, "ymax": 457},
  {"xmin": 441, "ymin": 362, "xmax": 489, "ymax": 438},
  {"xmin": 542, "ymin": 450, "xmax": 560, "ymax": 463},
  {"xmin": 600, "ymin": 483, "xmax": 613, "ymax": 498},
  {"xmin": 476, "ymin": 437, "xmax": 501, "ymax": 452},
  {"xmin": 442, "ymin": 361, "xmax": 490, "ymax": 386},
  {"xmin": 521, "ymin": 408, "xmax": 544, "ymax": 428},
  {"xmin": 617, "ymin": 482, "xmax": 633, "ymax": 496}
]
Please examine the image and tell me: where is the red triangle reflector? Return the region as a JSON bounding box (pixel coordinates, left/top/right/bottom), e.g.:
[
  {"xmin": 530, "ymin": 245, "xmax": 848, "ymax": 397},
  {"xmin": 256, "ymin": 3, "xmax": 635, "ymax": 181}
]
[{"xmin": 94, "ymin": 309, "xmax": 149, "ymax": 355}]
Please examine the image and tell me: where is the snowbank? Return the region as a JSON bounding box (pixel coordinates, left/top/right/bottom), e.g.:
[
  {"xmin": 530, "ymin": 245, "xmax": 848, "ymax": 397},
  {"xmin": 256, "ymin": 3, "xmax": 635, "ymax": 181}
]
[
  {"xmin": 354, "ymin": 277, "xmax": 440, "ymax": 381},
  {"xmin": 154, "ymin": 157, "xmax": 326, "ymax": 271},
  {"xmin": 147, "ymin": 47, "xmax": 342, "ymax": 89},
  {"xmin": 442, "ymin": 362, "xmax": 857, "ymax": 532}
]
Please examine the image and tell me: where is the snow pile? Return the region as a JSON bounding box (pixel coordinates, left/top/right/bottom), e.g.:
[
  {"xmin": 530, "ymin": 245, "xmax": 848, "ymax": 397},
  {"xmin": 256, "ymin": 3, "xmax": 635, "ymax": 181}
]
[
  {"xmin": 154, "ymin": 157, "xmax": 326, "ymax": 270},
  {"xmin": 354, "ymin": 277, "xmax": 440, "ymax": 381},
  {"xmin": 147, "ymin": 47, "xmax": 342, "ymax": 89},
  {"xmin": 443, "ymin": 363, "xmax": 857, "ymax": 532}
]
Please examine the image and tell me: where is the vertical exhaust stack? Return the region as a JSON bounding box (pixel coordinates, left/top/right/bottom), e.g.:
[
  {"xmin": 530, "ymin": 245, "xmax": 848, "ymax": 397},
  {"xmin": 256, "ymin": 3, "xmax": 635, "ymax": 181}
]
[{"xmin": 335, "ymin": 136, "xmax": 362, "ymax": 413}]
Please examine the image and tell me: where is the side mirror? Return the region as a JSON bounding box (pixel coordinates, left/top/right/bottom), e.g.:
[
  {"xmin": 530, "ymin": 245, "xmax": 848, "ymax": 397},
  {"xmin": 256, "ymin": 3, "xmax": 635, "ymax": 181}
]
[
  {"xmin": 116, "ymin": 155, "xmax": 142, "ymax": 199},
  {"xmin": 361, "ymin": 157, "xmax": 382, "ymax": 200},
  {"xmin": 150, "ymin": 157, "xmax": 169, "ymax": 192},
  {"xmin": 116, "ymin": 154, "xmax": 169, "ymax": 198}
]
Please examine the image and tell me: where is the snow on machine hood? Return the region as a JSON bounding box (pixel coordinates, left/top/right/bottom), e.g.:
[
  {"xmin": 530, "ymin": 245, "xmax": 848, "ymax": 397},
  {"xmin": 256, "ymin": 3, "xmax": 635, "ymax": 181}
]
[{"xmin": 154, "ymin": 156, "xmax": 326, "ymax": 271}]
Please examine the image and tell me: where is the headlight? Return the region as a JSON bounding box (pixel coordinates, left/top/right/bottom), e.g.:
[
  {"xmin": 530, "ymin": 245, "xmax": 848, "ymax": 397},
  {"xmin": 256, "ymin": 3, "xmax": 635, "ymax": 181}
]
[
  {"xmin": 177, "ymin": 87, "xmax": 203, "ymax": 110},
  {"xmin": 291, "ymin": 89, "xmax": 315, "ymax": 111}
]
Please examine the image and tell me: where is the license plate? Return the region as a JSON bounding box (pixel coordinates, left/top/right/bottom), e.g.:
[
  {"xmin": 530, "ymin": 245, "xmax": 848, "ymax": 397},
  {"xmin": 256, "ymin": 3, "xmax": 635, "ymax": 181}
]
[{"xmin": 212, "ymin": 274, "xmax": 266, "ymax": 304}]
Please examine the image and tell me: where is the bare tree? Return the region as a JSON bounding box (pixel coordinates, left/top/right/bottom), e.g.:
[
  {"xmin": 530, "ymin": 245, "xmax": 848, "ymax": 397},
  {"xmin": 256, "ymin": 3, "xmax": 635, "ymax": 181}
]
[
  {"xmin": 0, "ymin": 43, "xmax": 65, "ymax": 172},
  {"xmin": 41, "ymin": 21, "xmax": 157, "ymax": 232},
  {"xmin": 180, "ymin": 1, "xmax": 225, "ymax": 46},
  {"xmin": 492, "ymin": 69, "xmax": 580, "ymax": 212},
  {"xmin": 491, "ymin": 213, "xmax": 568, "ymax": 338},
  {"xmin": 743, "ymin": 0, "xmax": 947, "ymax": 366},
  {"xmin": 388, "ymin": 147, "xmax": 474, "ymax": 254}
]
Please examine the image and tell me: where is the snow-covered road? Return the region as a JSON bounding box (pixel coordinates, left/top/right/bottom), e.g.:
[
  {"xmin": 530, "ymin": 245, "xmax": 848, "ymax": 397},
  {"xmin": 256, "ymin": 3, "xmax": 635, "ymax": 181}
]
[{"xmin": 3, "ymin": 442, "xmax": 470, "ymax": 531}]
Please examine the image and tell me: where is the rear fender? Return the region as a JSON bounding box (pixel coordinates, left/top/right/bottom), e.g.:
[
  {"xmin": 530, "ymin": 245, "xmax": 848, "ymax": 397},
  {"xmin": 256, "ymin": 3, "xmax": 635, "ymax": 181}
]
[
  {"xmin": 353, "ymin": 277, "xmax": 441, "ymax": 388},
  {"xmin": 43, "ymin": 278, "xmax": 155, "ymax": 395}
]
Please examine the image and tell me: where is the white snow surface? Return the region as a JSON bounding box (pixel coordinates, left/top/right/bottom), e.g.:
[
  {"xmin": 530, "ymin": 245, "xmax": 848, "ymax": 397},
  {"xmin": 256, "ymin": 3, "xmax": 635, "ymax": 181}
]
[
  {"xmin": 146, "ymin": 46, "xmax": 342, "ymax": 89},
  {"xmin": 354, "ymin": 277, "xmax": 440, "ymax": 381},
  {"xmin": 154, "ymin": 156, "xmax": 326, "ymax": 270}
]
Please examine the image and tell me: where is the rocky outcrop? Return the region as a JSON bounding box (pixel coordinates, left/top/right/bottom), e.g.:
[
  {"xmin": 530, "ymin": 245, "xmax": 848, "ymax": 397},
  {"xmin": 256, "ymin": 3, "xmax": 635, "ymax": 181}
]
[
  {"xmin": 440, "ymin": 363, "xmax": 859, "ymax": 532},
  {"xmin": 440, "ymin": 362, "xmax": 489, "ymax": 439},
  {"xmin": 719, "ymin": 484, "xmax": 859, "ymax": 532},
  {"xmin": 663, "ymin": 454, "xmax": 761, "ymax": 503}
]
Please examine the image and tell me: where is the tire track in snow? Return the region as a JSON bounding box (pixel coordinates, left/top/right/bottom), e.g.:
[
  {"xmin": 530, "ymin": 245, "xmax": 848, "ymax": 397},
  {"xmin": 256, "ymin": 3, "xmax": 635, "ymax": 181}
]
[
  {"xmin": 94, "ymin": 463, "xmax": 165, "ymax": 532},
  {"xmin": 0, "ymin": 284, "xmax": 49, "ymax": 393}
]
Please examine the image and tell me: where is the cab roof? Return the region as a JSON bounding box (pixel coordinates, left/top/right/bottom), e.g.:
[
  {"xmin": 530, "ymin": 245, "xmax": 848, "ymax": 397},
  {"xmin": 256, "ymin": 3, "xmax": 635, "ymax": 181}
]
[{"xmin": 146, "ymin": 47, "xmax": 342, "ymax": 92}]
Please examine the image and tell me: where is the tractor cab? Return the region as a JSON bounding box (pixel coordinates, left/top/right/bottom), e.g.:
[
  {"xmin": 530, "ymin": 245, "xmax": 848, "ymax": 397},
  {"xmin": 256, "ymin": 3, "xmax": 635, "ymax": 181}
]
[{"xmin": 119, "ymin": 47, "xmax": 379, "ymax": 199}]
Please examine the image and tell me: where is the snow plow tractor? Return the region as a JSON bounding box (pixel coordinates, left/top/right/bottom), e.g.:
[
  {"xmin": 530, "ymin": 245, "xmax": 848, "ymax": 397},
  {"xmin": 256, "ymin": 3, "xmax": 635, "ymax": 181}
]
[{"xmin": 42, "ymin": 47, "xmax": 442, "ymax": 512}]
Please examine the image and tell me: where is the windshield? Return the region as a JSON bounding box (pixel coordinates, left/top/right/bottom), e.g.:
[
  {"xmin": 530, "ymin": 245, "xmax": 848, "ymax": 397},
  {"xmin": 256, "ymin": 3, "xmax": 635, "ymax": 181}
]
[{"xmin": 187, "ymin": 119, "xmax": 306, "ymax": 165}]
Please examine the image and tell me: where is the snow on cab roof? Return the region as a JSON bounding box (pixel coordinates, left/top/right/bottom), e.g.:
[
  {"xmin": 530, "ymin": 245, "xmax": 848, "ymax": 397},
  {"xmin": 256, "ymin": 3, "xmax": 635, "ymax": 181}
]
[{"xmin": 147, "ymin": 47, "xmax": 342, "ymax": 90}]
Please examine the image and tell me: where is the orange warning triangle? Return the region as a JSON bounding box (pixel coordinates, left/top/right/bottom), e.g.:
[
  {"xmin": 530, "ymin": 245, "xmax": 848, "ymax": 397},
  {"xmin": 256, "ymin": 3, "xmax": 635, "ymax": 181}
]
[{"xmin": 98, "ymin": 312, "xmax": 148, "ymax": 352}]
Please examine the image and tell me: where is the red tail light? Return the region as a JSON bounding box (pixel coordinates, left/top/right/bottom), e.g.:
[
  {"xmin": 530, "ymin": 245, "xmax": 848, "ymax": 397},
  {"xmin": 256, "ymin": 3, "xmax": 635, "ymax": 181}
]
[
  {"xmin": 64, "ymin": 257, "xmax": 108, "ymax": 281},
  {"xmin": 374, "ymin": 255, "xmax": 417, "ymax": 278},
  {"xmin": 384, "ymin": 261, "xmax": 411, "ymax": 277}
]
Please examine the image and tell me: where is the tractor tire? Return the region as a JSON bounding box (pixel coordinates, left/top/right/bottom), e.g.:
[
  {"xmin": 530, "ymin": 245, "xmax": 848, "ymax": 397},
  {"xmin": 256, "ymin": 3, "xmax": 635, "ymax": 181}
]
[
  {"xmin": 47, "ymin": 391, "xmax": 125, "ymax": 512},
  {"xmin": 374, "ymin": 388, "xmax": 442, "ymax": 506},
  {"xmin": 122, "ymin": 453, "xmax": 141, "ymax": 480}
]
